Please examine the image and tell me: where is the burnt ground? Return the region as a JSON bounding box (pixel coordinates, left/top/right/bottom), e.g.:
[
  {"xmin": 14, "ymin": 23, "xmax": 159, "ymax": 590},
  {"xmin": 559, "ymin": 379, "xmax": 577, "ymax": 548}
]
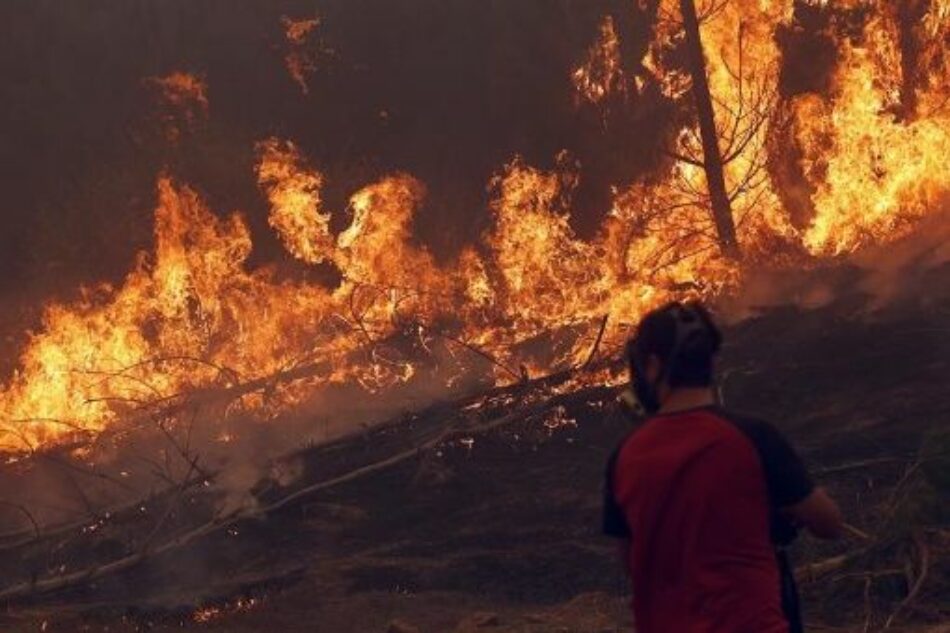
[{"xmin": 0, "ymin": 261, "xmax": 948, "ymax": 633}]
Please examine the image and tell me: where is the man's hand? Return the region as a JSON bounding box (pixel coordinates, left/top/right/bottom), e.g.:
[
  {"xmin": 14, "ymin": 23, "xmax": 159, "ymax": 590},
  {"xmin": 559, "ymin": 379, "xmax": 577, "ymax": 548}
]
[{"xmin": 783, "ymin": 487, "xmax": 845, "ymax": 540}]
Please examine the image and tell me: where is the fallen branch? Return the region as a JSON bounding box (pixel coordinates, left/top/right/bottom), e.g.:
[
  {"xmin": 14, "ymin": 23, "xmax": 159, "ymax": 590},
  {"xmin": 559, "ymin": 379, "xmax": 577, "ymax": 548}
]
[
  {"xmin": 0, "ymin": 362, "xmax": 606, "ymax": 551},
  {"xmin": 582, "ymin": 315, "xmax": 609, "ymax": 370},
  {"xmin": 813, "ymin": 457, "xmax": 905, "ymax": 476},
  {"xmin": 433, "ymin": 330, "xmax": 524, "ymax": 383},
  {"xmin": 268, "ymin": 395, "xmax": 558, "ymax": 515},
  {"xmin": 883, "ymin": 531, "xmax": 931, "ymax": 630},
  {"xmin": 796, "ymin": 553, "xmax": 858, "ymax": 584},
  {"xmin": 795, "ymin": 525, "xmax": 877, "ymax": 583},
  {"xmin": 0, "ymin": 502, "xmax": 39, "ymax": 539},
  {"xmin": 39, "ymin": 454, "xmax": 138, "ymax": 495},
  {"xmin": 843, "ymin": 523, "xmax": 873, "ymax": 542},
  {"xmin": 0, "ymin": 389, "xmax": 581, "ymax": 603},
  {"xmin": 0, "ymin": 469, "xmax": 214, "ymax": 553}
]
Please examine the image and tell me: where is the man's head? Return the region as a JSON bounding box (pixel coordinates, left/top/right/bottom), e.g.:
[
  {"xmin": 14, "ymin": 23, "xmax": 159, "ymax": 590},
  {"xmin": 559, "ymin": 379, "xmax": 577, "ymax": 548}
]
[{"xmin": 625, "ymin": 301, "xmax": 722, "ymax": 414}]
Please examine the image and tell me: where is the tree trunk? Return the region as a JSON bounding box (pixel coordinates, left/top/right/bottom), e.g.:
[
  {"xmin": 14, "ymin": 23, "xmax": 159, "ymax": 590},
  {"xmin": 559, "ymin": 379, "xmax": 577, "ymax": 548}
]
[{"xmin": 680, "ymin": 0, "xmax": 740, "ymax": 258}]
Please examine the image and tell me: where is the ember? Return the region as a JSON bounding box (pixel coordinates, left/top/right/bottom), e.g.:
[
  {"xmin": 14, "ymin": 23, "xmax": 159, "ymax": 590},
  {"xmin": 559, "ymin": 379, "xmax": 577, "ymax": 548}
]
[
  {"xmin": 281, "ymin": 15, "xmax": 328, "ymax": 95},
  {"xmin": 193, "ymin": 596, "xmax": 260, "ymax": 623}
]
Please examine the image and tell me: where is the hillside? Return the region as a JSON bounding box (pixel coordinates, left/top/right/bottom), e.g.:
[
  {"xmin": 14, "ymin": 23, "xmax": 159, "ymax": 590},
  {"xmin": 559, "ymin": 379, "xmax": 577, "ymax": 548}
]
[{"xmin": 0, "ymin": 253, "xmax": 947, "ymax": 632}]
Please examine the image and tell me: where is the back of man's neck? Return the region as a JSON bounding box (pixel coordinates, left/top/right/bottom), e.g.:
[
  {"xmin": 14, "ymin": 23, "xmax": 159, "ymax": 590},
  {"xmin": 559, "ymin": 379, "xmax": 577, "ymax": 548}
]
[{"xmin": 658, "ymin": 388, "xmax": 716, "ymax": 415}]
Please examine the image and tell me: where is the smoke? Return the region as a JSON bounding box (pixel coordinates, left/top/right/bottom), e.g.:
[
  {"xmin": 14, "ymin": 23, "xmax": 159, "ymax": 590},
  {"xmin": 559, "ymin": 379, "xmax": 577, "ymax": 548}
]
[
  {"xmin": 0, "ymin": 334, "xmax": 492, "ymax": 538},
  {"xmin": 720, "ymin": 207, "xmax": 950, "ymax": 322},
  {"xmin": 854, "ymin": 207, "xmax": 950, "ymax": 310}
]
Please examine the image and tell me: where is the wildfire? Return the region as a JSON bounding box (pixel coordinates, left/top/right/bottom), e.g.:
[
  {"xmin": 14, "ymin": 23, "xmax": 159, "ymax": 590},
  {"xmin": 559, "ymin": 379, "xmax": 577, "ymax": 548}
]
[
  {"xmin": 281, "ymin": 15, "xmax": 324, "ymax": 94},
  {"xmin": 256, "ymin": 139, "xmax": 334, "ymax": 265},
  {"xmin": 573, "ymin": 16, "xmax": 626, "ymax": 104},
  {"xmin": 797, "ymin": 5, "xmax": 950, "ymax": 253},
  {"xmin": 0, "ymin": 1, "xmax": 947, "ymax": 454},
  {"xmin": 579, "ymin": 0, "xmax": 950, "ymax": 256},
  {"xmin": 146, "ymin": 72, "xmax": 209, "ymax": 142},
  {"xmin": 0, "ymin": 178, "xmax": 343, "ymax": 451},
  {"xmin": 193, "ymin": 597, "xmax": 260, "ymax": 623}
]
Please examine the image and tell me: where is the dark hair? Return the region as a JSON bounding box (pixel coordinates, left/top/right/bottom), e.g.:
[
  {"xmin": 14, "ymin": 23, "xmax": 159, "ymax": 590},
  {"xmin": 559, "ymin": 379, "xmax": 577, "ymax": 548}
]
[{"xmin": 626, "ymin": 301, "xmax": 722, "ymax": 388}]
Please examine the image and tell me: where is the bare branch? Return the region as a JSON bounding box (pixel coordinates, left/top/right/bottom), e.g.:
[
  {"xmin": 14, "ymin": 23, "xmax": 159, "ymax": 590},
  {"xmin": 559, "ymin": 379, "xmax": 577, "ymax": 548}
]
[
  {"xmin": 0, "ymin": 501, "xmax": 40, "ymax": 538},
  {"xmin": 582, "ymin": 315, "xmax": 609, "ymax": 370},
  {"xmin": 429, "ymin": 329, "xmax": 523, "ymax": 383},
  {"xmin": 883, "ymin": 532, "xmax": 931, "ymax": 629},
  {"xmin": 663, "ymin": 148, "xmax": 705, "ymax": 168}
]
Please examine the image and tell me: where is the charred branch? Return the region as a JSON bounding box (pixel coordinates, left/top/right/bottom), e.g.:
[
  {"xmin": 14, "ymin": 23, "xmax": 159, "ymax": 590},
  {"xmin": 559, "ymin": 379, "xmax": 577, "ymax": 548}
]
[{"xmin": 0, "ymin": 382, "xmax": 611, "ymax": 603}]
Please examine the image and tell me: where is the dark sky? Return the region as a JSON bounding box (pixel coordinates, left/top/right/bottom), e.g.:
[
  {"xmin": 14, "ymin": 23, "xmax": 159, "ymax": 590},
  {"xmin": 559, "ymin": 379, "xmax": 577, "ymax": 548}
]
[{"xmin": 0, "ymin": 0, "xmax": 668, "ymax": 315}]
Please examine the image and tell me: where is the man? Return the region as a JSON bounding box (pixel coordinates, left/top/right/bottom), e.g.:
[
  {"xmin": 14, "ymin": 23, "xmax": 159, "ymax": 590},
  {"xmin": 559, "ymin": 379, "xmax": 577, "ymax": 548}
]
[{"xmin": 603, "ymin": 302, "xmax": 844, "ymax": 633}]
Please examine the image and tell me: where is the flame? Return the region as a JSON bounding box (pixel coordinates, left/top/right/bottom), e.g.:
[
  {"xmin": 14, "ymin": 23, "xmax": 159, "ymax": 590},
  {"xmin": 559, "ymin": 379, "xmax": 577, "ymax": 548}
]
[
  {"xmin": 193, "ymin": 597, "xmax": 260, "ymax": 623},
  {"xmin": 256, "ymin": 139, "xmax": 334, "ymax": 264},
  {"xmin": 657, "ymin": 0, "xmax": 795, "ymax": 252},
  {"xmin": 281, "ymin": 16, "xmax": 324, "ymax": 94},
  {"xmin": 148, "ymin": 72, "xmax": 209, "ymax": 115},
  {"xmin": 573, "ymin": 16, "xmax": 626, "ymax": 104},
  {"xmin": 0, "ymin": 178, "xmax": 340, "ymax": 450},
  {"xmin": 482, "ymin": 155, "xmax": 593, "ymax": 330},
  {"xmin": 146, "ymin": 72, "xmax": 208, "ymax": 142},
  {"xmin": 0, "ymin": 148, "xmax": 726, "ymax": 451},
  {"xmin": 338, "ymin": 175, "xmax": 439, "ymax": 292},
  {"xmin": 585, "ymin": 0, "xmax": 950, "ymax": 257},
  {"xmin": 2, "ymin": 3, "xmax": 949, "ymax": 453},
  {"xmin": 797, "ymin": 5, "xmax": 950, "ymax": 254}
]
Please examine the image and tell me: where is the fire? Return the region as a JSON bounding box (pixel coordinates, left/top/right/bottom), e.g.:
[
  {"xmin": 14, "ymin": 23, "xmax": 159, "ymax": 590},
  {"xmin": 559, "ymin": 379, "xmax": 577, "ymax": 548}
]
[
  {"xmin": 256, "ymin": 139, "xmax": 334, "ymax": 265},
  {"xmin": 338, "ymin": 176, "xmax": 439, "ymax": 292},
  {"xmin": 482, "ymin": 155, "xmax": 592, "ymax": 330},
  {"xmin": 0, "ymin": 179, "xmax": 340, "ymax": 451},
  {"xmin": 0, "ymin": 150, "xmax": 715, "ymax": 451},
  {"xmin": 644, "ymin": 0, "xmax": 796, "ymax": 256},
  {"xmin": 284, "ymin": 16, "xmax": 319, "ymax": 45},
  {"xmin": 573, "ymin": 16, "xmax": 626, "ymax": 104},
  {"xmin": 193, "ymin": 597, "xmax": 260, "ymax": 623},
  {"xmin": 583, "ymin": 0, "xmax": 950, "ymax": 257},
  {"xmin": 146, "ymin": 72, "xmax": 209, "ymax": 142},
  {"xmin": 148, "ymin": 72, "xmax": 208, "ymax": 114},
  {"xmin": 665, "ymin": 0, "xmax": 950, "ymax": 256},
  {"xmin": 281, "ymin": 15, "xmax": 324, "ymax": 94},
  {"xmin": 1, "ymin": 2, "xmax": 948, "ymax": 454},
  {"xmin": 797, "ymin": 5, "xmax": 950, "ymax": 254},
  {"xmin": 459, "ymin": 155, "xmax": 733, "ymax": 377}
]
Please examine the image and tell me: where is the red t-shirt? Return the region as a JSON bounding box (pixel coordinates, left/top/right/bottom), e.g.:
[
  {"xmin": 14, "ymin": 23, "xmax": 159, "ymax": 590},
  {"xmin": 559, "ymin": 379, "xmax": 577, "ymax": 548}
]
[{"xmin": 603, "ymin": 407, "xmax": 813, "ymax": 633}]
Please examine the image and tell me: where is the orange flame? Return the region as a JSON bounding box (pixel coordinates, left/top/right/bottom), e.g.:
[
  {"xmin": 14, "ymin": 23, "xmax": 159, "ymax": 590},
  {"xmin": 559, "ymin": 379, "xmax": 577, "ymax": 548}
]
[
  {"xmin": 796, "ymin": 6, "xmax": 950, "ymax": 253},
  {"xmin": 573, "ymin": 16, "xmax": 626, "ymax": 104},
  {"xmin": 2, "ymin": 3, "xmax": 949, "ymax": 453},
  {"xmin": 256, "ymin": 139, "xmax": 334, "ymax": 264},
  {"xmin": 146, "ymin": 72, "xmax": 209, "ymax": 142},
  {"xmin": 0, "ymin": 179, "xmax": 341, "ymax": 451},
  {"xmin": 281, "ymin": 16, "xmax": 322, "ymax": 94}
]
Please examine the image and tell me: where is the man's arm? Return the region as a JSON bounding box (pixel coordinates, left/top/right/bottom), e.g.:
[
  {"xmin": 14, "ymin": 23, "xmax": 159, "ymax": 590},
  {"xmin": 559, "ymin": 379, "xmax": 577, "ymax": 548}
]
[
  {"xmin": 783, "ymin": 486, "xmax": 844, "ymax": 540},
  {"xmin": 731, "ymin": 415, "xmax": 845, "ymax": 541}
]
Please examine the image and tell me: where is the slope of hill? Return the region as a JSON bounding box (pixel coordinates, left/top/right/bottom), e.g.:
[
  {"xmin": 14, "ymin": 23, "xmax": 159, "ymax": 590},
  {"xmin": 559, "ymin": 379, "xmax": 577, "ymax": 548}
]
[{"xmin": 0, "ymin": 251, "xmax": 947, "ymax": 632}]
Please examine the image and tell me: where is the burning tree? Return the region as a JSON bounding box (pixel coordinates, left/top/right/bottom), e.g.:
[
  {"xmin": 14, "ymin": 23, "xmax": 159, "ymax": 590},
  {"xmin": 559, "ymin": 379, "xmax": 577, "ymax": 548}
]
[
  {"xmin": 574, "ymin": 0, "xmax": 789, "ymax": 261},
  {"xmin": 652, "ymin": 0, "xmax": 789, "ymax": 260},
  {"xmin": 679, "ymin": 0, "xmax": 740, "ymax": 257}
]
